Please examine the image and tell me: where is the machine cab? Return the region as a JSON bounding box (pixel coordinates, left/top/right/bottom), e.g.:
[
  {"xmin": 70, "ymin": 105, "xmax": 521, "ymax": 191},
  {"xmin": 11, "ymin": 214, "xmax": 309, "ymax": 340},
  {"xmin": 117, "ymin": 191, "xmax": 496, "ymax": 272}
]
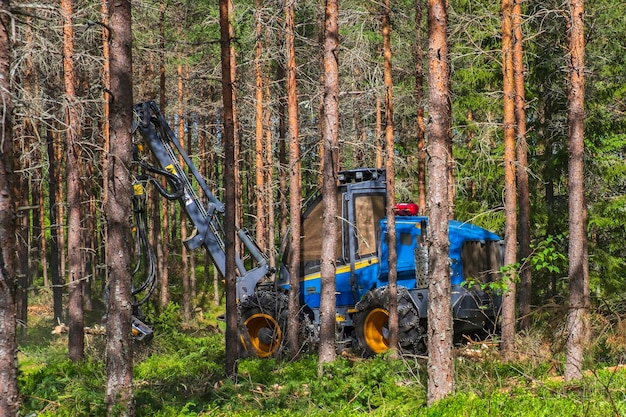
[{"xmin": 277, "ymin": 169, "xmax": 387, "ymax": 309}]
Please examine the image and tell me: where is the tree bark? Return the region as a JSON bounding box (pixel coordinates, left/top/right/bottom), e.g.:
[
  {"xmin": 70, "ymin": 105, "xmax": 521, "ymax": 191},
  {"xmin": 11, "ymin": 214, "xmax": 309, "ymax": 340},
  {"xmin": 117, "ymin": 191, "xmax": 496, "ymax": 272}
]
[
  {"xmin": 254, "ymin": 0, "xmax": 266, "ymax": 253},
  {"xmin": 276, "ymin": 63, "xmax": 289, "ymax": 241},
  {"xmin": 415, "ymin": 0, "xmax": 426, "ymax": 215},
  {"xmin": 564, "ymin": 0, "xmax": 588, "ymax": 382},
  {"xmin": 426, "ymin": 0, "xmax": 454, "ymax": 404},
  {"xmin": 513, "ymin": 0, "xmax": 532, "ymax": 332},
  {"xmin": 382, "ymin": 0, "xmax": 398, "ymax": 359},
  {"xmin": 158, "ymin": 0, "xmax": 170, "ymax": 310},
  {"xmin": 62, "ymin": 0, "xmax": 85, "ymax": 362},
  {"xmin": 100, "ymin": 0, "xmax": 110, "ymax": 291},
  {"xmin": 104, "ymin": 0, "xmax": 135, "ymax": 414},
  {"xmin": 47, "ymin": 130, "xmax": 64, "ymax": 322},
  {"xmin": 319, "ymin": 0, "xmax": 340, "ymax": 368},
  {"xmin": 228, "ymin": 0, "xmax": 244, "ymax": 256},
  {"xmin": 0, "ymin": 0, "xmax": 20, "ymax": 412},
  {"xmin": 220, "ymin": 0, "xmax": 238, "ymax": 377},
  {"xmin": 55, "ymin": 130, "xmax": 66, "ymax": 285},
  {"xmin": 14, "ymin": 117, "xmax": 30, "ymax": 335},
  {"xmin": 286, "ymin": 0, "xmax": 302, "ymax": 358},
  {"xmin": 264, "ymin": 82, "xmax": 276, "ymax": 266},
  {"xmin": 500, "ymin": 0, "xmax": 517, "ymax": 358},
  {"xmin": 177, "ymin": 63, "xmax": 191, "ymax": 321}
]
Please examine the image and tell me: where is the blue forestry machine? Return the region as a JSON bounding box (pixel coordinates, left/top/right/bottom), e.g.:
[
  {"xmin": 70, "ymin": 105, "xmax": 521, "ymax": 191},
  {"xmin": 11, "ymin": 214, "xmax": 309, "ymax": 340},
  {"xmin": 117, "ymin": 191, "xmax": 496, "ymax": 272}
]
[{"xmin": 130, "ymin": 101, "xmax": 504, "ymax": 357}]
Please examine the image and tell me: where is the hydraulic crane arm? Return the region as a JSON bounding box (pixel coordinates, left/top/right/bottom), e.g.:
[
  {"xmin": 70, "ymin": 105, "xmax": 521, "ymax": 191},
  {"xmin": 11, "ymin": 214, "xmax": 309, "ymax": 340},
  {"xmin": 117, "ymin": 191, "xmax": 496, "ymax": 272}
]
[{"xmin": 132, "ymin": 101, "xmax": 274, "ymax": 301}]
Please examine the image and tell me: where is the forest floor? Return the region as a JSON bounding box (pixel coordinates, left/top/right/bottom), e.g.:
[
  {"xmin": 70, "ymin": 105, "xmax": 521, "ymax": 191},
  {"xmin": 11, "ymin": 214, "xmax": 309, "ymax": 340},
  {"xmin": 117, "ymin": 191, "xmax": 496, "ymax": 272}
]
[{"xmin": 16, "ymin": 296, "xmax": 626, "ymax": 417}]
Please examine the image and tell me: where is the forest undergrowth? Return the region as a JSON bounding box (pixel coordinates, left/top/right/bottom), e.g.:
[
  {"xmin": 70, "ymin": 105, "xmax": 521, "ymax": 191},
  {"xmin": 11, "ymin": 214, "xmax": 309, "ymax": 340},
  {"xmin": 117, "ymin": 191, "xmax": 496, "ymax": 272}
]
[{"xmin": 17, "ymin": 293, "xmax": 626, "ymax": 417}]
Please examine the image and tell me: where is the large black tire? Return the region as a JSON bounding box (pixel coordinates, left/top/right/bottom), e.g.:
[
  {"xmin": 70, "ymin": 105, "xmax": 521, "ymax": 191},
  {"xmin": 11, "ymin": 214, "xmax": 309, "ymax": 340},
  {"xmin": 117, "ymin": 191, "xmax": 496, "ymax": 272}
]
[
  {"xmin": 238, "ymin": 291, "xmax": 288, "ymax": 358},
  {"xmin": 353, "ymin": 287, "xmax": 426, "ymax": 357},
  {"xmin": 297, "ymin": 306, "xmax": 318, "ymax": 354}
]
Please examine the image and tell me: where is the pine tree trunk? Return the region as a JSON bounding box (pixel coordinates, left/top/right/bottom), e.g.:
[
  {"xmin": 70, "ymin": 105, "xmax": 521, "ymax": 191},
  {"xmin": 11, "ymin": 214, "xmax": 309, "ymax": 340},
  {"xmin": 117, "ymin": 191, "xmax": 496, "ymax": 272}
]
[
  {"xmin": 513, "ymin": 0, "xmax": 532, "ymax": 332},
  {"xmin": 37, "ymin": 150, "xmax": 48, "ymax": 287},
  {"xmin": 286, "ymin": 0, "xmax": 302, "ymax": 358},
  {"xmin": 220, "ymin": 0, "xmax": 239, "ymax": 376},
  {"xmin": 185, "ymin": 95, "xmax": 197, "ymax": 304},
  {"xmin": 85, "ymin": 168, "xmax": 96, "ymax": 312},
  {"xmin": 500, "ymin": 0, "xmax": 517, "ymax": 358},
  {"xmin": 415, "ymin": 0, "xmax": 426, "ymax": 215},
  {"xmin": 276, "ymin": 63, "xmax": 289, "ymax": 241},
  {"xmin": 62, "ymin": 0, "xmax": 85, "ymax": 362},
  {"xmin": 47, "ymin": 130, "xmax": 63, "ymax": 322},
  {"xmin": 55, "ymin": 130, "xmax": 66, "ymax": 284},
  {"xmin": 254, "ymin": 0, "xmax": 266, "ymax": 253},
  {"xmin": 0, "ymin": 1, "xmax": 20, "ymax": 410},
  {"xmin": 264, "ymin": 83, "xmax": 276, "ymax": 266},
  {"xmin": 228, "ymin": 0, "xmax": 244, "ymax": 257},
  {"xmin": 104, "ymin": 0, "xmax": 135, "ymax": 413},
  {"xmin": 157, "ymin": 0, "xmax": 170, "ymax": 311},
  {"xmin": 426, "ymin": 0, "xmax": 454, "ymax": 404},
  {"xmin": 382, "ymin": 0, "xmax": 398, "ymax": 359},
  {"xmin": 565, "ymin": 0, "xmax": 588, "ymax": 381},
  {"xmin": 177, "ymin": 63, "xmax": 191, "ymax": 321},
  {"xmin": 100, "ymin": 0, "xmax": 110, "ymax": 291},
  {"xmin": 319, "ymin": 0, "xmax": 339, "ymax": 367},
  {"xmin": 15, "ymin": 124, "xmax": 30, "ymax": 333}
]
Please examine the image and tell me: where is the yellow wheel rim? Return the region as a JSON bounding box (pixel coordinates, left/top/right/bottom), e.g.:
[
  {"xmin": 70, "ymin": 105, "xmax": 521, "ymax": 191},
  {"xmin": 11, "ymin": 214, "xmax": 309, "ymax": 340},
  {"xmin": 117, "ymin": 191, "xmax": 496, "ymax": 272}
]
[
  {"xmin": 243, "ymin": 313, "xmax": 282, "ymax": 358},
  {"xmin": 364, "ymin": 308, "xmax": 389, "ymax": 354}
]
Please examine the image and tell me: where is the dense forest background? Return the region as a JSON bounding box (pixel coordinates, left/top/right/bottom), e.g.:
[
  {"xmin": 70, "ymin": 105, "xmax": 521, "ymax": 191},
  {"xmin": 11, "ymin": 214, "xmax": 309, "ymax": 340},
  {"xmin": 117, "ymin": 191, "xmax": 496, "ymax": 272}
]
[
  {"xmin": 10, "ymin": 0, "xmax": 626, "ymax": 316},
  {"xmin": 3, "ymin": 0, "xmax": 626, "ymax": 415}
]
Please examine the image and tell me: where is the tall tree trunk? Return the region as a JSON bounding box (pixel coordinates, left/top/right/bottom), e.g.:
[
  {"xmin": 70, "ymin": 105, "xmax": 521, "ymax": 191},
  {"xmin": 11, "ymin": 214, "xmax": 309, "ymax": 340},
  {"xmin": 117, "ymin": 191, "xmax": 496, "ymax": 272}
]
[
  {"xmin": 85, "ymin": 163, "xmax": 97, "ymax": 311},
  {"xmin": 426, "ymin": 0, "xmax": 454, "ymax": 404},
  {"xmin": 47, "ymin": 130, "xmax": 63, "ymax": 322},
  {"xmin": 265, "ymin": 82, "xmax": 276, "ymax": 265},
  {"xmin": 0, "ymin": 0, "xmax": 20, "ymax": 411},
  {"xmin": 184, "ymin": 79, "xmax": 197, "ymax": 304},
  {"xmin": 37, "ymin": 148, "xmax": 48, "ymax": 287},
  {"xmin": 212, "ymin": 150, "xmax": 221, "ymax": 306},
  {"xmin": 564, "ymin": 0, "xmax": 588, "ymax": 381},
  {"xmin": 276, "ymin": 63, "xmax": 289, "ymax": 241},
  {"xmin": 198, "ymin": 104, "xmax": 218, "ymax": 306},
  {"xmin": 500, "ymin": 0, "xmax": 517, "ymax": 358},
  {"xmin": 415, "ymin": 0, "xmax": 427, "ymax": 215},
  {"xmin": 104, "ymin": 1, "xmax": 135, "ymax": 414},
  {"xmin": 286, "ymin": 0, "xmax": 302, "ymax": 358},
  {"xmin": 62, "ymin": 0, "xmax": 85, "ymax": 362},
  {"xmin": 177, "ymin": 63, "xmax": 191, "ymax": 320},
  {"xmin": 318, "ymin": 0, "xmax": 339, "ymax": 367},
  {"xmin": 254, "ymin": 0, "xmax": 266, "ymax": 253},
  {"xmin": 382, "ymin": 0, "xmax": 398, "ymax": 359},
  {"xmin": 100, "ymin": 0, "xmax": 110, "ymax": 291},
  {"xmin": 158, "ymin": 0, "xmax": 170, "ymax": 310},
  {"xmin": 220, "ymin": 0, "xmax": 238, "ymax": 377},
  {"xmin": 55, "ymin": 131, "xmax": 66, "ymax": 285},
  {"xmin": 15, "ymin": 122, "xmax": 30, "ymax": 333},
  {"xmin": 228, "ymin": 0, "xmax": 244, "ymax": 256},
  {"xmin": 513, "ymin": 0, "xmax": 531, "ymax": 332}
]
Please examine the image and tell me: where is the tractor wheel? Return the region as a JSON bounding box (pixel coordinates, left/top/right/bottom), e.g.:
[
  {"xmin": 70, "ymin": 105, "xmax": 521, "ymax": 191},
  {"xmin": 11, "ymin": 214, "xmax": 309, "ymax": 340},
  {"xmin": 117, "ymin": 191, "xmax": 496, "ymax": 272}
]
[
  {"xmin": 297, "ymin": 306, "xmax": 318, "ymax": 354},
  {"xmin": 238, "ymin": 290, "xmax": 288, "ymax": 358},
  {"xmin": 353, "ymin": 287, "xmax": 426, "ymax": 357}
]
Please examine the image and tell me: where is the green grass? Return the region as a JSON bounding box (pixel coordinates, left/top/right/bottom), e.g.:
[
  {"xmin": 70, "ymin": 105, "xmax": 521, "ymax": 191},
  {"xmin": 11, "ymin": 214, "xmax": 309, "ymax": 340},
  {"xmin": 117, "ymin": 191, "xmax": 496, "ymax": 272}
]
[{"xmin": 17, "ymin": 303, "xmax": 626, "ymax": 416}]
